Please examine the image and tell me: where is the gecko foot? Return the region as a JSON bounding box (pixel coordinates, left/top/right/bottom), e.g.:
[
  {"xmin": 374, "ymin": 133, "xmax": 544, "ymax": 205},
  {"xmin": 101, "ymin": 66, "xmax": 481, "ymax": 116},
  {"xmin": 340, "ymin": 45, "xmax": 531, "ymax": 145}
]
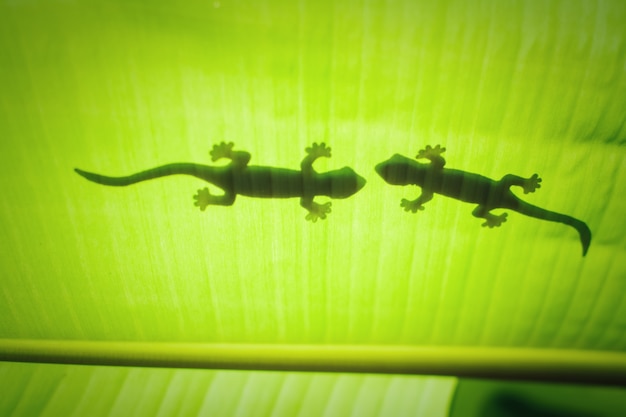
[
  {"xmin": 401, "ymin": 198, "xmax": 425, "ymax": 213},
  {"xmin": 305, "ymin": 142, "xmax": 332, "ymax": 159},
  {"xmin": 210, "ymin": 141, "xmax": 234, "ymax": 162},
  {"xmin": 523, "ymin": 173, "xmax": 542, "ymax": 194},
  {"xmin": 305, "ymin": 201, "xmax": 332, "ymax": 223},
  {"xmin": 193, "ymin": 187, "xmax": 212, "ymax": 211},
  {"xmin": 481, "ymin": 212, "xmax": 508, "ymax": 228},
  {"xmin": 416, "ymin": 144, "xmax": 446, "ymax": 160}
]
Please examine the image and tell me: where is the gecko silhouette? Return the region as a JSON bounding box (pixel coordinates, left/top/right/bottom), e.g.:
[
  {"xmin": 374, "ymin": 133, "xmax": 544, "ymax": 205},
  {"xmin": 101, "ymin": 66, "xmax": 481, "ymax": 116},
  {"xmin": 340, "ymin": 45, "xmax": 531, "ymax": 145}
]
[
  {"xmin": 75, "ymin": 142, "xmax": 366, "ymax": 222},
  {"xmin": 375, "ymin": 145, "xmax": 591, "ymax": 256}
]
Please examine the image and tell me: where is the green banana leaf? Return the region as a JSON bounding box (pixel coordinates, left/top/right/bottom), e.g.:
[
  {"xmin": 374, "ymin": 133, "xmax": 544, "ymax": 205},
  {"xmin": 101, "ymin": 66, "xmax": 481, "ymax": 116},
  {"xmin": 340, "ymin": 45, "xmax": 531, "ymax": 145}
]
[{"xmin": 1, "ymin": 0, "xmax": 625, "ymax": 415}]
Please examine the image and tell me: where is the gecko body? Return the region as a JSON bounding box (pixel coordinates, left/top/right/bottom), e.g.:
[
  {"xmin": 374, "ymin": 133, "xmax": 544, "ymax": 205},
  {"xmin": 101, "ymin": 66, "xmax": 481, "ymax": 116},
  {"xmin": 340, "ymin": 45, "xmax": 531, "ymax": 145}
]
[
  {"xmin": 375, "ymin": 145, "xmax": 591, "ymax": 256},
  {"xmin": 75, "ymin": 142, "xmax": 366, "ymax": 222}
]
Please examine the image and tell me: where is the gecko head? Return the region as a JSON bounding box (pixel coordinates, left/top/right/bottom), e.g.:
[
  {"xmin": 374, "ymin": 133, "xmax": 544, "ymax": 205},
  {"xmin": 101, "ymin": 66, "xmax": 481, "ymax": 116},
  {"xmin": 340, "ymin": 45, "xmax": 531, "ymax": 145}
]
[
  {"xmin": 327, "ymin": 167, "xmax": 367, "ymax": 198},
  {"xmin": 375, "ymin": 154, "xmax": 415, "ymax": 185}
]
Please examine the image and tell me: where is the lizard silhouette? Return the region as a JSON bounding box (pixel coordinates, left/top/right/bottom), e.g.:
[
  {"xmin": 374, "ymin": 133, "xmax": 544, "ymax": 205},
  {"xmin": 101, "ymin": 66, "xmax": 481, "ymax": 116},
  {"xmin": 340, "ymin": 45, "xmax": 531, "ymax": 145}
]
[
  {"xmin": 375, "ymin": 145, "xmax": 591, "ymax": 256},
  {"xmin": 75, "ymin": 142, "xmax": 366, "ymax": 222}
]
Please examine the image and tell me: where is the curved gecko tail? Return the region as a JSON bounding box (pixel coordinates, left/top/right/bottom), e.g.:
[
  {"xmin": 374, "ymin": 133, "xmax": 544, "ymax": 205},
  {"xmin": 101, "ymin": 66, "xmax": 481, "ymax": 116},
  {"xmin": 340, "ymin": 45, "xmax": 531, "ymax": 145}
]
[
  {"xmin": 516, "ymin": 200, "xmax": 591, "ymax": 256},
  {"xmin": 74, "ymin": 163, "xmax": 214, "ymax": 186}
]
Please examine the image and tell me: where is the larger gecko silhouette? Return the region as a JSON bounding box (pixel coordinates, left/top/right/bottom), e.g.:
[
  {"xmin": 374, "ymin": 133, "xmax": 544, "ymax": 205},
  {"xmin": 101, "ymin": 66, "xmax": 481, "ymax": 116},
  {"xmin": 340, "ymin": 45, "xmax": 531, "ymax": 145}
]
[
  {"xmin": 375, "ymin": 145, "xmax": 591, "ymax": 256},
  {"xmin": 75, "ymin": 142, "xmax": 366, "ymax": 222}
]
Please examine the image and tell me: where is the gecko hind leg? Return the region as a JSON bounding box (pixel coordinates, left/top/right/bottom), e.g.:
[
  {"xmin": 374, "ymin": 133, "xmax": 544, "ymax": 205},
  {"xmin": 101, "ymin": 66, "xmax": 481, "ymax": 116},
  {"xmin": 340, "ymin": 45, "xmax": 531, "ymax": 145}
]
[
  {"xmin": 210, "ymin": 142, "xmax": 251, "ymax": 167},
  {"xmin": 499, "ymin": 173, "xmax": 542, "ymax": 194},
  {"xmin": 193, "ymin": 187, "xmax": 236, "ymax": 211},
  {"xmin": 472, "ymin": 205, "xmax": 508, "ymax": 228}
]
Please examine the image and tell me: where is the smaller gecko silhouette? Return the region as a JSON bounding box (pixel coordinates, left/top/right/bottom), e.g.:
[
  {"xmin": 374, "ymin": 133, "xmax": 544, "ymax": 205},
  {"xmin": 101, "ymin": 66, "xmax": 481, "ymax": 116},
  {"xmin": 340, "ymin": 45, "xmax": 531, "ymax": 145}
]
[
  {"xmin": 75, "ymin": 142, "xmax": 366, "ymax": 222},
  {"xmin": 375, "ymin": 145, "xmax": 591, "ymax": 256}
]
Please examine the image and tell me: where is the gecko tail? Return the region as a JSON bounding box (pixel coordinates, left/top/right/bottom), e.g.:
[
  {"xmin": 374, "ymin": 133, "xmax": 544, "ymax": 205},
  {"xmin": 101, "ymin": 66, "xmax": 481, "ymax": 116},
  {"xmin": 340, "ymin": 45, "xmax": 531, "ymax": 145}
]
[
  {"xmin": 516, "ymin": 201, "xmax": 591, "ymax": 256},
  {"xmin": 74, "ymin": 168, "xmax": 144, "ymax": 186},
  {"xmin": 74, "ymin": 164, "xmax": 213, "ymax": 186}
]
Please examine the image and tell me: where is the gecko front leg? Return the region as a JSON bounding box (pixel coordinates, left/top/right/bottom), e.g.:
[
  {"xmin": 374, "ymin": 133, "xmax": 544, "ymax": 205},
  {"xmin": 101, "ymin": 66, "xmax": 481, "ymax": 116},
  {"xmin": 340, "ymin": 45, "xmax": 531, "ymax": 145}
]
[
  {"xmin": 401, "ymin": 190, "xmax": 433, "ymax": 213},
  {"xmin": 416, "ymin": 144, "xmax": 446, "ymax": 169},
  {"xmin": 300, "ymin": 198, "xmax": 332, "ymax": 223},
  {"xmin": 300, "ymin": 143, "xmax": 333, "ymax": 221},
  {"xmin": 301, "ymin": 142, "xmax": 332, "ymax": 173}
]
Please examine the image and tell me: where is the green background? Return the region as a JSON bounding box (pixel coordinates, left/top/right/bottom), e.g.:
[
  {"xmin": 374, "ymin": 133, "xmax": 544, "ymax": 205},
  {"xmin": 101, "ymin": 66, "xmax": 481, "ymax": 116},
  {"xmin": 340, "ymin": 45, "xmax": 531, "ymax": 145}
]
[{"xmin": 1, "ymin": 0, "xmax": 625, "ymax": 415}]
